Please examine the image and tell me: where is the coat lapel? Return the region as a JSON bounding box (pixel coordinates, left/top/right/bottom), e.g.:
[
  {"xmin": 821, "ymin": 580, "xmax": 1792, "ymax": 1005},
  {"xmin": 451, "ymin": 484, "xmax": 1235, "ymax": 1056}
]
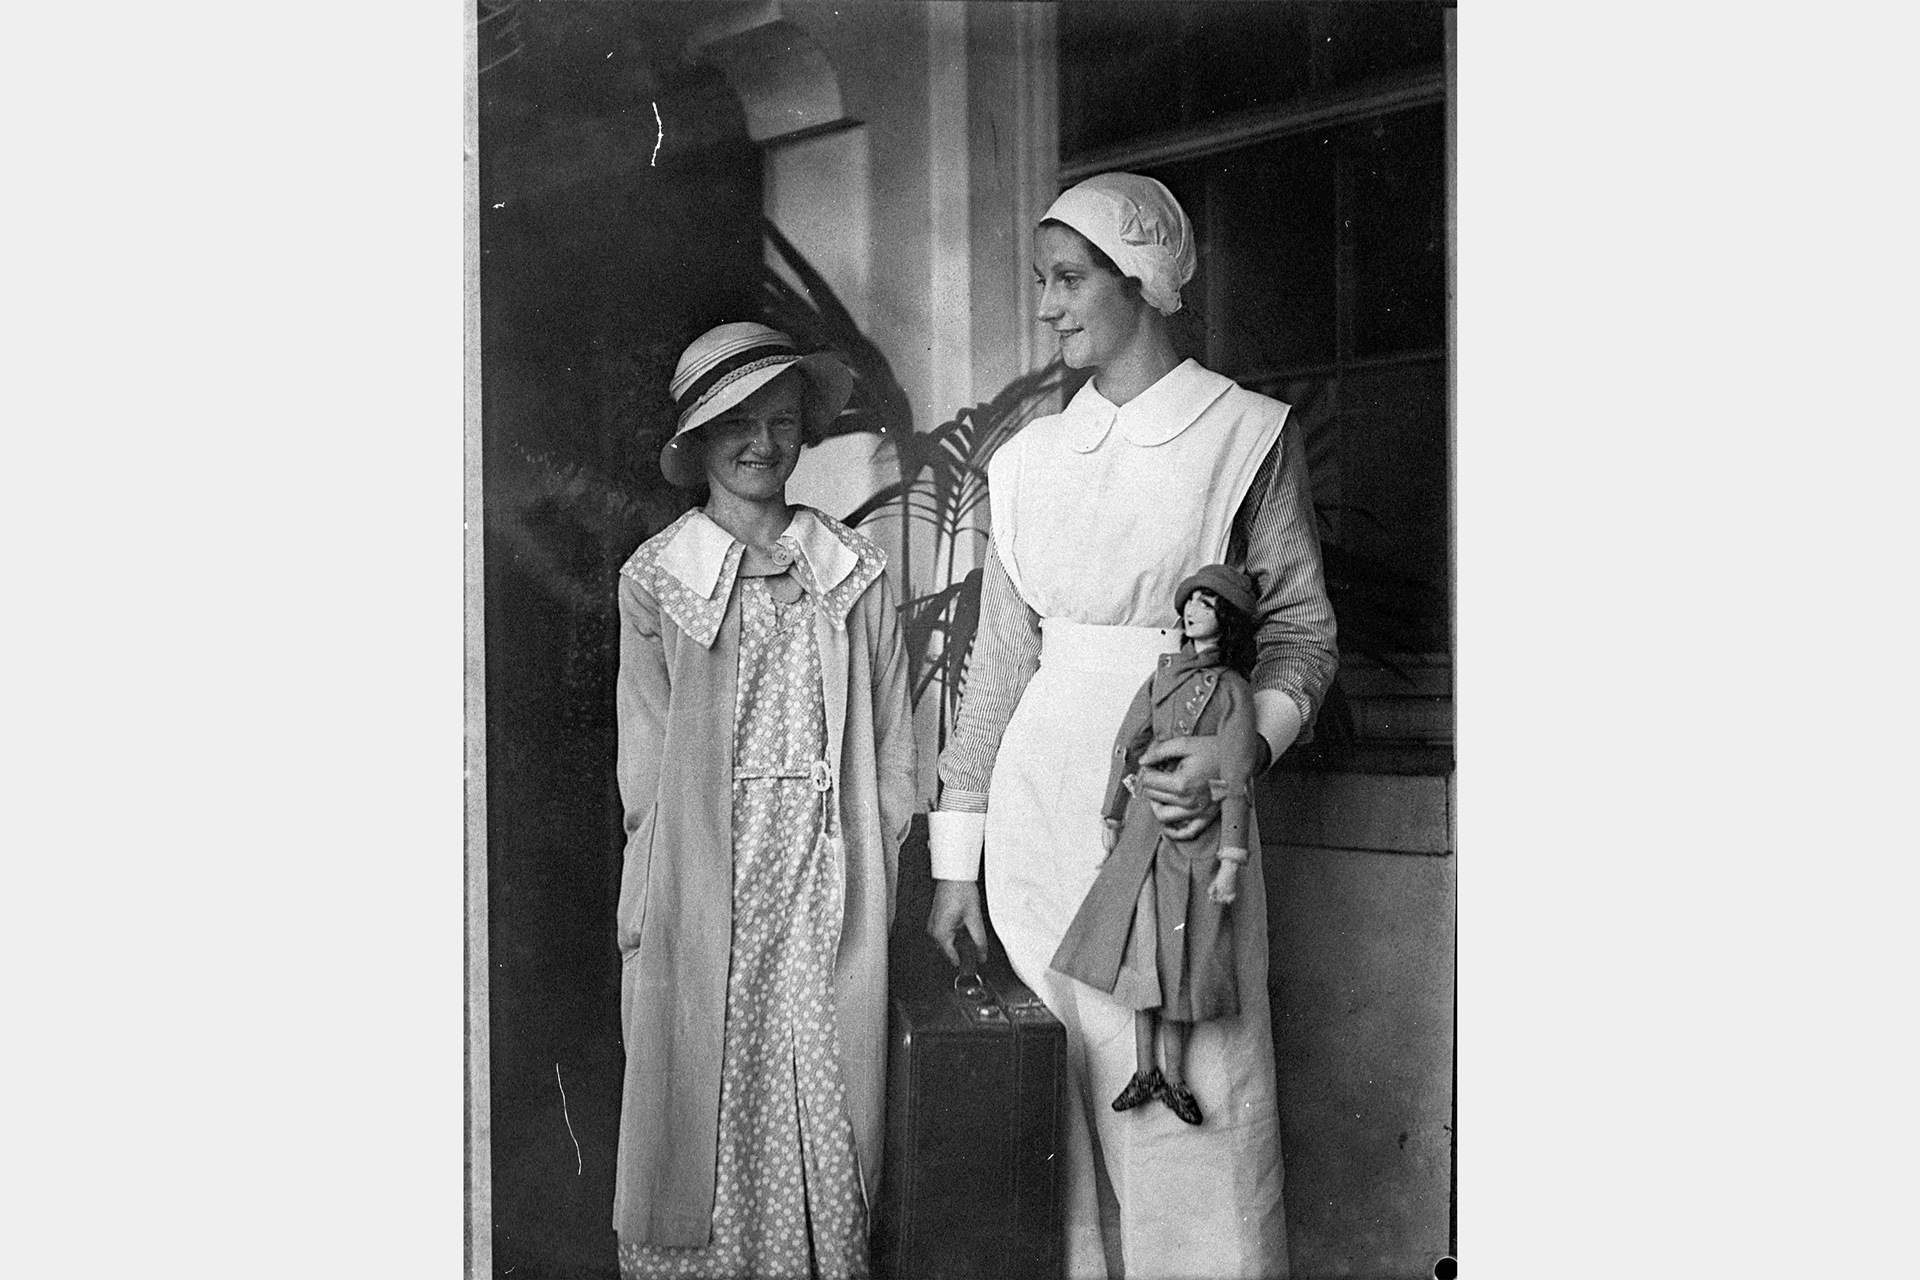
[
  {"xmin": 619, "ymin": 506, "xmax": 885, "ymax": 648},
  {"xmin": 619, "ymin": 509, "xmax": 742, "ymax": 648},
  {"xmin": 1151, "ymin": 647, "xmax": 1223, "ymax": 733}
]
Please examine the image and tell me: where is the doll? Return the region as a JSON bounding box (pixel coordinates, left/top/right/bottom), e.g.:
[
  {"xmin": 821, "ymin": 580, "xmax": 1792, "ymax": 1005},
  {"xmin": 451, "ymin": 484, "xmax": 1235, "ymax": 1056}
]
[{"xmin": 1049, "ymin": 564, "xmax": 1263, "ymax": 1126}]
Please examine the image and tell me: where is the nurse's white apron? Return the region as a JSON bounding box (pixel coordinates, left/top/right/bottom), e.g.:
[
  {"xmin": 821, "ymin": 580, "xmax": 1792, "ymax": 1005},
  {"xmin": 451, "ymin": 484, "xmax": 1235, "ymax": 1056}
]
[{"xmin": 983, "ymin": 363, "xmax": 1289, "ymax": 1280}]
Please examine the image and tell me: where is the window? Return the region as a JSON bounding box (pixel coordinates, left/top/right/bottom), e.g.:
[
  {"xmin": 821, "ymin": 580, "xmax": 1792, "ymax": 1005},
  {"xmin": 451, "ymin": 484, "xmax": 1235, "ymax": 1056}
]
[{"xmin": 1063, "ymin": 1, "xmax": 1452, "ymax": 688}]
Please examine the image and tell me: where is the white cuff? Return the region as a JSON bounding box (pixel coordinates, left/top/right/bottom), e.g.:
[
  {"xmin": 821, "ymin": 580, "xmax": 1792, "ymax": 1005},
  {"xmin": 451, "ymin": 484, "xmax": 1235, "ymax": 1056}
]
[{"xmin": 927, "ymin": 809, "xmax": 986, "ymax": 882}]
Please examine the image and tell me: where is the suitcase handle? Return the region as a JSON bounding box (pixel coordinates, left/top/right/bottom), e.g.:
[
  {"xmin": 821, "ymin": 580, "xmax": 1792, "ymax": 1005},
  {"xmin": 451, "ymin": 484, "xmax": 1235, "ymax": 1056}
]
[
  {"xmin": 950, "ymin": 932, "xmax": 1010, "ymax": 1024},
  {"xmin": 953, "ymin": 931, "xmax": 989, "ymax": 998}
]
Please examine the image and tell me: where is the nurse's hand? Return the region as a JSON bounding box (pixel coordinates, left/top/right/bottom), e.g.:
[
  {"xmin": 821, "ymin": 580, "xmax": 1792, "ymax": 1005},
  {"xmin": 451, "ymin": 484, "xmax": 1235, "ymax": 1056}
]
[
  {"xmin": 1137, "ymin": 734, "xmax": 1224, "ymax": 841},
  {"xmin": 928, "ymin": 878, "xmax": 989, "ymax": 968}
]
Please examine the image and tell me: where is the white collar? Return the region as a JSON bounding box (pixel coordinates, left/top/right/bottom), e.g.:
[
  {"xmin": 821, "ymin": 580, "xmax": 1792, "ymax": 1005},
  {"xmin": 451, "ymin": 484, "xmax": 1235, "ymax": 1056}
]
[
  {"xmin": 1063, "ymin": 359, "xmax": 1235, "ymax": 453},
  {"xmin": 654, "ymin": 506, "xmax": 859, "ymax": 601}
]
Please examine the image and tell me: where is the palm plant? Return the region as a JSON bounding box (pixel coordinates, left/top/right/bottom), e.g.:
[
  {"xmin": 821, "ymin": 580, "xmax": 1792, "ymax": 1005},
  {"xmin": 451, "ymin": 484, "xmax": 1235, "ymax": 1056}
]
[
  {"xmin": 842, "ymin": 361, "xmax": 1080, "ymax": 747},
  {"xmin": 758, "ymin": 218, "xmax": 914, "ymax": 446}
]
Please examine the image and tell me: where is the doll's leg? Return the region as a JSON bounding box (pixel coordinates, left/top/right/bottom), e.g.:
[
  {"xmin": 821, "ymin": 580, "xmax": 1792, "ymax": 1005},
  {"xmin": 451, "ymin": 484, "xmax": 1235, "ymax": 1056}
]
[
  {"xmin": 1112, "ymin": 1011, "xmax": 1164, "ymax": 1111},
  {"xmin": 1159, "ymin": 1018, "xmax": 1189, "ymax": 1084},
  {"xmin": 1155, "ymin": 1020, "xmax": 1204, "ymax": 1125}
]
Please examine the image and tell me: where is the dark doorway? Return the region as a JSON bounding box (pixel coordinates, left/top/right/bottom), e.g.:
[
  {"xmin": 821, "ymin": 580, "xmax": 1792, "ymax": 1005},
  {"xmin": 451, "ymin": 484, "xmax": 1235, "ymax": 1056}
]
[{"xmin": 477, "ymin": 4, "xmax": 761, "ymax": 1274}]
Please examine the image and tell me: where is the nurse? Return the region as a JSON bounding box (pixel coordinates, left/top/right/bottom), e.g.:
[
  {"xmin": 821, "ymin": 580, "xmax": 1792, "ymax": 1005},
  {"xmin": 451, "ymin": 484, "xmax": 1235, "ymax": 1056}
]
[{"xmin": 926, "ymin": 173, "xmax": 1338, "ymax": 1279}]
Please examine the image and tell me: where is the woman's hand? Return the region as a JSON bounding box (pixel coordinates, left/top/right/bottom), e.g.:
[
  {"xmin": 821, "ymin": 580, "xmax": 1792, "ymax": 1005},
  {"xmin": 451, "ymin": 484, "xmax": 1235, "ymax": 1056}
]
[
  {"xmin": 928, "ymin": 878, "xmax": 989, "ymax": 968},
  {"xmin": 1137, "ymin": 734, "xmax": 1225, "ymax": 840},
  {"xmin": 1208, "ymin": 858, "xmax": 1242, "ymax": 905}
]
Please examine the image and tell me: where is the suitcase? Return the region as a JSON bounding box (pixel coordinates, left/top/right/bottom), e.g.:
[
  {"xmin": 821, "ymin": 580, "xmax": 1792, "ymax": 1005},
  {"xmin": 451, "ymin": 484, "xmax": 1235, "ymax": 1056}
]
[{"xmin": 874, "ymin": 822, "xmax": 1067, "ymax": 1280}]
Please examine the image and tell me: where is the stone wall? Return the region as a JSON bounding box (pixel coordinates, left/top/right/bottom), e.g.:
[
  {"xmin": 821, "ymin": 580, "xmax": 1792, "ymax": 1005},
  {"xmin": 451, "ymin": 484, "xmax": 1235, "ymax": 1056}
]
[{"xmin": 1262, "ymin": 767, "xmax": 1456, "ymax": 1277}]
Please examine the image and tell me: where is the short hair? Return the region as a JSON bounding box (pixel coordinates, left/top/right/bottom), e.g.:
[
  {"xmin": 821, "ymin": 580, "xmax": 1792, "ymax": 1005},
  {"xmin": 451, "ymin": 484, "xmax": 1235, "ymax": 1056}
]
[{"xmin": 1193, "ymin": 588, "xmax": 1259, "ymax": 678}]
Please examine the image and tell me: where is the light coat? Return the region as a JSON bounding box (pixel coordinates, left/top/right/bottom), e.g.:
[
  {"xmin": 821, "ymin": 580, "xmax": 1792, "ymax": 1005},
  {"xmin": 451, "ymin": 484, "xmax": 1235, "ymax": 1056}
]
[{"xmin": 609, "ymin": 506, "xmax": 916, "ymax": 1247}]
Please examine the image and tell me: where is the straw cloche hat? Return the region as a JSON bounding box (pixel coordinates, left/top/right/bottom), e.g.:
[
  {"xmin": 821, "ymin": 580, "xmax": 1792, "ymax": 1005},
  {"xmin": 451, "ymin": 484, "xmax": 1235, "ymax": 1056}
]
[{"xmin": 660, "ymin": 321, "xmax": 854, "ymax": 487}]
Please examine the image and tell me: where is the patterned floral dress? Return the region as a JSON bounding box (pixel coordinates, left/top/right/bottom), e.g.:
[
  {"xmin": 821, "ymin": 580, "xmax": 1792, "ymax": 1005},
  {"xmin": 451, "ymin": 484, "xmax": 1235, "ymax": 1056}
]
[{"xmin": 620, "ymin": 560, "xmax": 869, "ymax": 1280}]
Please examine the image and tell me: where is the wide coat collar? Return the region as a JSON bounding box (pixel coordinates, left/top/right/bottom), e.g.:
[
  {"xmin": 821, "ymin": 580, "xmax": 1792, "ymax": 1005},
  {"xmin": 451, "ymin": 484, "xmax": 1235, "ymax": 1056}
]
[
  {"xmin": 619, "ymin": 505, "xmax": 886, "ymax": 647},
  {"xmin": 1063, "ymin": 357, "xmax": 1237, "ymax": 454},
  {"xmin": 1151, "ymin": 641, "xmax": 1226, "ymax": 704}
]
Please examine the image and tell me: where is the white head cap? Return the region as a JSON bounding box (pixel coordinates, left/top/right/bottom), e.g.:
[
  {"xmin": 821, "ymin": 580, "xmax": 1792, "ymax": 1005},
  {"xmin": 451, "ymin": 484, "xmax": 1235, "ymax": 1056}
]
[{"xmin": 1042, "ymin": 172, "xmax": 1197, "ymax": 316}]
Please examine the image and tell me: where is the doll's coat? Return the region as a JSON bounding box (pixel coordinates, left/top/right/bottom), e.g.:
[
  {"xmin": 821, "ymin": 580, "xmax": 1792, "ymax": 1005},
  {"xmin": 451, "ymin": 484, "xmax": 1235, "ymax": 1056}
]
[{"xmin": 1050, "ymin": 647, "xmax": 1260, "ymax": 1022}]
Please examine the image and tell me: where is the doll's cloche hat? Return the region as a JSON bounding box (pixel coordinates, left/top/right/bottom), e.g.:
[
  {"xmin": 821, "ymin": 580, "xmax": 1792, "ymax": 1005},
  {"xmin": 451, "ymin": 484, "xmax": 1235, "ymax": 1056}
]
[
  {"xmin": 1174, "ymin": 564, "xmax": 1258, "ymax": 618},
  {"xmin": 661, "ymin": 321, "xmax": 855, "ymax": 487}
]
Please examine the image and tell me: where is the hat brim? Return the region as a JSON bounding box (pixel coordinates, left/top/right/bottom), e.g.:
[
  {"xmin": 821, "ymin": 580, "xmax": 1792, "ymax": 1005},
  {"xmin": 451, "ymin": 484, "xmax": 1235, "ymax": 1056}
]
[
  {"xmin": 660, "ymin": 353, "xmax": 855, "ymax": 488},
  {"xmin": 1174, "ymin": 567, "xmax": 1257, "ymax": 619}
]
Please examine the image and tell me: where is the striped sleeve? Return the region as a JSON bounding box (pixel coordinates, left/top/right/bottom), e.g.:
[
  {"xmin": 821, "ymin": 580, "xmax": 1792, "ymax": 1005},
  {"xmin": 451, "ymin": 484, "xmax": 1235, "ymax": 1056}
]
[
  {"xmin": 934, "ymin": 540, "xmax": 1041, "ymax": 810},
  {"xmin": 1227, "ymin": 418, "xmax": 1340, "ymax": 744}
]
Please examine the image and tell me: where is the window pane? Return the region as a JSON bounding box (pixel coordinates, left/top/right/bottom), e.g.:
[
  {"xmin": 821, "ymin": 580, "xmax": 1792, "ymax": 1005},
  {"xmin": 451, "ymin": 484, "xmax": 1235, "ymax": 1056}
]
[
  {"xmin": 1345, "ymin": 104, "xmax": 1447, "ymax": 359},
  {"xmin": 1172, "ymin": 3, "xmax": 1316, "ymax": 125},
  {"xmin": 1336, "ymin": 358, "xmax": 1449, "ymax": 652},
  {"xmin": 1058, "ymin": 2, "xmax": 1192, "ymax": 158},
  {"xmin": 1060, "ymin": 2, "xmax": 1444, "ymax": 161},
  {"xmin": 1313, "ymin": 3, "xmax": 1445, "ymax": 89},
  {"xmin": 1149, "ymin": 132, "xmax": 1338, "ymax": 378}
]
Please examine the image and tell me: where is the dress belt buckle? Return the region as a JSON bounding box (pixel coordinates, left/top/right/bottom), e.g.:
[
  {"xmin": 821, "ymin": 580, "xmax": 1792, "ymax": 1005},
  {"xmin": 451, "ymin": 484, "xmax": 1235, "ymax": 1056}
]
[{"xmin": 810, "ymin": 760, "xmax": 833, "ymax": 793}]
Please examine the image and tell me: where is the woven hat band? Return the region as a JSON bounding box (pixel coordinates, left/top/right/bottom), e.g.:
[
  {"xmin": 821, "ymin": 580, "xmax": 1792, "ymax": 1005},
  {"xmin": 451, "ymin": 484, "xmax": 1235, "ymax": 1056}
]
[{"xmin": 672, "ymin": 344, "xmax": 797, "ymax": 424}]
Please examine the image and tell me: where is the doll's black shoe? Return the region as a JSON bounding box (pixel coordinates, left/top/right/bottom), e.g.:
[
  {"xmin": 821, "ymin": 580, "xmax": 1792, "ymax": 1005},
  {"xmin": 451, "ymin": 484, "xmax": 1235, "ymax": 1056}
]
[
  {"xmin": 1112, "ymin": 1068, "xmax": 1164, "ymax": 1112},
  {"xmin": 1157, "ymin": 1078, "xmax": 1204, "ymax": 1126}
]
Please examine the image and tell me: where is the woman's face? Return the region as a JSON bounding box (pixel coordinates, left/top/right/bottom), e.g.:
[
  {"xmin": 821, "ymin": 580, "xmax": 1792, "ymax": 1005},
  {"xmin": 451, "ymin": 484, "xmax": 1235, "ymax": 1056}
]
[
  {"xmin": 698, "ymin": 370, "xmax": 805, "ymax": 506},
  {"xmin": 1034, "ymin": 222, "xmax": 1149, "ymax": 370},
  {"xmin": 1182, "ymin": 589, "xmax": 1221, "ymax": 640}
]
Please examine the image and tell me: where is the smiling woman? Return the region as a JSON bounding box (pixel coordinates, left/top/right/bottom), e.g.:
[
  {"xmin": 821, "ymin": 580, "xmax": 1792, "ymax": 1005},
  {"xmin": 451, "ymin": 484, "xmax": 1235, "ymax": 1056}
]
[
  {"xmin": 658, "ymin": 321, "xmax": 850, "ymax": 492},
  {"xmin": 610, "ymin": 320, "xmax": 915, "ymax": 1280},
  {"xmin": 927, "ymin": 171, "xmax": 1338, "ymax": 1279}
]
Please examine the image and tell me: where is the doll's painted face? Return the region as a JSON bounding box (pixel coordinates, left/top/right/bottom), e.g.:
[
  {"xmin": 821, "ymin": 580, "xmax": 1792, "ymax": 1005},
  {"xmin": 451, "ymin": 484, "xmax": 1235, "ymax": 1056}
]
[{"xmin": 1182, "ymin": 589, "xmax": 1221, "ymax": 640}]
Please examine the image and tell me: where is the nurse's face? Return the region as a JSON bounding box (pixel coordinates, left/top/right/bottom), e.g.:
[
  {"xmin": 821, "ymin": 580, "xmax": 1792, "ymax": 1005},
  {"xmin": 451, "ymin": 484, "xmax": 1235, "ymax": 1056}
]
[{"xmin": 1034, "ymin": 222, "xmax": 1150, "ymax": 371}]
